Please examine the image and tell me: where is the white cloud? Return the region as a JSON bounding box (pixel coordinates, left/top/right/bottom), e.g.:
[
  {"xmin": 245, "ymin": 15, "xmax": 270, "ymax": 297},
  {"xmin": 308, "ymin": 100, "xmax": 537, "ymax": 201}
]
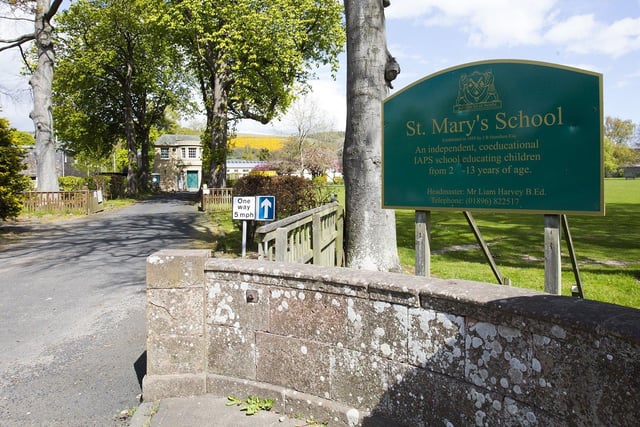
[
  {"xmin": 386, "ymin": 0, "xmax": 640, "ymax": 57},
  {"xmin": 545, "ymin": 13, "xmax": 597, "ymax": 45},
  {"xmin": 383, "ymin": 1, "xmax": 436, "ymax": 19},
  {"xmin": 546, "ymin": 15, "xmax": 640, "ymax": 57},
  {"xmin": 387, "ymin": 0, "xmax": 558, "ymax": 48}
]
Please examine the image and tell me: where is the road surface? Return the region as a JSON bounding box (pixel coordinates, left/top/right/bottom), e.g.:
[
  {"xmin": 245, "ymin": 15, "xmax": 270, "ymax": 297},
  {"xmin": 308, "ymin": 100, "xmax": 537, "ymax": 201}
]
[{"xmin": 0, "ymin": 193, "xmax": 214, "ymax": 426}]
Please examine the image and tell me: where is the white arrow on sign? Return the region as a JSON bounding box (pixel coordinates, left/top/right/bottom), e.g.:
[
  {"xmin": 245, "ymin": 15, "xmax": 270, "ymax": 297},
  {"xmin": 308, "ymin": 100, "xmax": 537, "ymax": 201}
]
[{"xmin": 260, "ymin": 197, "xmax": 272, "ymax": 218}]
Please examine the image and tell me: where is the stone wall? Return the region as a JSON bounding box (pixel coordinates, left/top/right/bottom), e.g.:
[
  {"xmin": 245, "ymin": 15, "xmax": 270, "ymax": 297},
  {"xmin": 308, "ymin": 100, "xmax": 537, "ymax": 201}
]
[{"xmin": 144, "ymin": 249, "xmax": 640, "ymax": 426}]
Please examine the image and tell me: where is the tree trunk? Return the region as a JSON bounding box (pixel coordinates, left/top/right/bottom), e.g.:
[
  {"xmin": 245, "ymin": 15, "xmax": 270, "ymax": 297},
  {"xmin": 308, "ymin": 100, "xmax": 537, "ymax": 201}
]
[
  {"xmin": 30, "ymin": 0, "xmax": 59, "ymax": 192},
  {"xmin": 343, "ymin": 0, "xmax": 400, "ymax": 272},
  {"xmin": 206, "ymin": 67, "xmax": 228, "ymax": 189},
  {"xmin": 138, "ymin": 125, "xmax": 150, "ymax": 194},
  {"xmin": 136, "ymin": 97, "xmax": 151, "ymax": 194},
  {"xmin": 123, "ymin": 61, "xmax": 137, "ymax": 195}
]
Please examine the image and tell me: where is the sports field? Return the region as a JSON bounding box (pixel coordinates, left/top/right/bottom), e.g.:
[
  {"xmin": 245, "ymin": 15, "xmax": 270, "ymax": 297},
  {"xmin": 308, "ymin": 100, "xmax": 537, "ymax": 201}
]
[{"xmin": 395, "ymin": 178, "xmax": 640, "ymax": 308}]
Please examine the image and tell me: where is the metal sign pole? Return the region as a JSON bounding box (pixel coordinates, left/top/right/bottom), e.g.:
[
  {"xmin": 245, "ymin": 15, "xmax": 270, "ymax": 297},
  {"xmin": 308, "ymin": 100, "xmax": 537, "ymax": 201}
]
[
  {"xmin": 242, "ymin": 220, "xmax": 247, "ymax": 258},
  {"xmin": 562, "ymin": 214, "xmax": 585, "ymax": 298},
  {"xmin": 463, "ymin": 211, "xmax": 506, "ymax": 285}
]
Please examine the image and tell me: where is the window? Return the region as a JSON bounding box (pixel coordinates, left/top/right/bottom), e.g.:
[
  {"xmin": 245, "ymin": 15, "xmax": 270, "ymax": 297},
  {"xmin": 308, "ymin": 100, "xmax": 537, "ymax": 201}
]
[
  {"xmin": 188, "ymin": 147, "xmax": 197, "ymax": 158},
  {"xmin": 181, "ymin": 147, "xmax": 186, "ymax": 158},
  {"xmin": 160, "ymin": 147, "xmax": 169, "ymax": 159}
]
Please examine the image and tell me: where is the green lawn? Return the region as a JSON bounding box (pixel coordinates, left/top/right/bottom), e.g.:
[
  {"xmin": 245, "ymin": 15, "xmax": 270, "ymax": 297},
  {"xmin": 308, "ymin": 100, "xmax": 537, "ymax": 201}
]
[{"xmin": 395, "ymin": 178, "xmax": 640, "ymax": 309}]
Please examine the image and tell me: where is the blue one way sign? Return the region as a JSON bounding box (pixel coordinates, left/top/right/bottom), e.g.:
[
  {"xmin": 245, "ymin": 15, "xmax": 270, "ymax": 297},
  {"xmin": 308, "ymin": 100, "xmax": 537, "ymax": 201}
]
[{"xmin": 256, "ymin": 195, "xmax": 276, "ymax": 221}]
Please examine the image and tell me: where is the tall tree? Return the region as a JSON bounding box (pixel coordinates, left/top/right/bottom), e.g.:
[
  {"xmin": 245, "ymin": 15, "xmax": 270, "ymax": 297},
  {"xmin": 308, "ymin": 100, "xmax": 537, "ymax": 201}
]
[
  {"xmin": 605, "ymin": 116, "xmax": 637, "ymax": 146},
  {"xmin": 0, "ymin": 0, "xmax": 63, "ymax": 191},
  {"xmin": 54, "ymin": 0, "xmax": 191, "ymax": 195},
  {"xmin": 157, "ymin": 0, "xmax": 344, "ymax": 188},
  {"xmin": 343, "ymin": 0, "xmax": 401, "ymax": 271},
  {"xmin": 603, "ymin": 116, "xmax": 640, "ymax": 175}
]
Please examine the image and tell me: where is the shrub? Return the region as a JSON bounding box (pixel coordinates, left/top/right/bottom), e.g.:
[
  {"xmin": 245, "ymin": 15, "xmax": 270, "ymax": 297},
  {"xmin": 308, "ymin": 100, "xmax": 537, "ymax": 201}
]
[
  {"xmin": 0, "ymin": 119, "xmax": 31, "ymax": 220},
  {"xmin": 58, "ymin": 176, "xmax": 86, "ymax": 191},
  {"xmin": 312, "ymin": 175, "xmax": 327, "ymax": 185},
  {"xmin": 57, "ymin": 174, "xmax": 127, "ymax": 200},
  {"xmin": 232, "ymin": 175, "xmax": 325, "ymax": 240}
]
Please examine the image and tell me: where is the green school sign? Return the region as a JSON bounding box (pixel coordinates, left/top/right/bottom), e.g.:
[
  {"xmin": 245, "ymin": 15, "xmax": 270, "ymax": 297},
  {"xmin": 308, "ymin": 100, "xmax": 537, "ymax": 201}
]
[{"xmin": 382, "ymin": 60, "xmax": 604, "ymax": 215}]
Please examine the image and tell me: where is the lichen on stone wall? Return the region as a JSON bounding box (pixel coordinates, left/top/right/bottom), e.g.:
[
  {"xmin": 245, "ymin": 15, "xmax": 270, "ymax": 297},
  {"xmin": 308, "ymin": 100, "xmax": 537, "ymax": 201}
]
[
  {"xmin": 146, "ymin": 254, "xmax": 640, "ymax": 426},
  {"xmin": 465, "ymin": 319, "xmax": 535, "ymax": 401},
  {"xmin": 408, "ymin": 307, "xmax": 465, "ymax": 376}
]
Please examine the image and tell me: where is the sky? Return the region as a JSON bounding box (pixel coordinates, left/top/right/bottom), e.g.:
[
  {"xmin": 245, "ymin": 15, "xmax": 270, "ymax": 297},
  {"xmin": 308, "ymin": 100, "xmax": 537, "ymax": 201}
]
[{"xmin": 2, "ymin": 0, "xmax": 640, "ymax": 135}]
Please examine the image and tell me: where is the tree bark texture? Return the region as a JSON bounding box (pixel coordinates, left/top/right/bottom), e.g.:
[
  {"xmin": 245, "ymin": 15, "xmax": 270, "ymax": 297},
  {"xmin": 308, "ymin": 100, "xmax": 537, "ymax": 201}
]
[
  {"xmin": 343, "ymin": 0, "xmax": 400, "ymax": 272},
  {"xmin": 205, "ymin": 55, "xmax": 229, "ymax": 189},
  {"xmin": 30, "ymin": 0, "xmax": 59, "ymax": 191},
  {"xmin": 123, "ymin": 58, "xmax": 138, "ymax": 195}
]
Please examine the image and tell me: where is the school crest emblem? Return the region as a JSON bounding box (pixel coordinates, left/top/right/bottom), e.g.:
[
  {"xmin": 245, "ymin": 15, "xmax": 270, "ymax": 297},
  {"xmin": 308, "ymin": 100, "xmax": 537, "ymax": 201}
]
[{"xmin": 454, "ymin": 70, "xmax": 502, "ymax": 112}]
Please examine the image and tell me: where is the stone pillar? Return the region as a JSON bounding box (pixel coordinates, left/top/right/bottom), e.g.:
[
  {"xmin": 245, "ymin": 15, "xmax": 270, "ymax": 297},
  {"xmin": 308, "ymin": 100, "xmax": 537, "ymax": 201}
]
[{"xmin": 143, "ymin": 249, "xmax": 210, "ymax": 401}]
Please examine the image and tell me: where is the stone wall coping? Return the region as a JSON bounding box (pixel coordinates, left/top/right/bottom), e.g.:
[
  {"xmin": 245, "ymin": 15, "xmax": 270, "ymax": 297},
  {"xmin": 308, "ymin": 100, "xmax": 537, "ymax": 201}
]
[
  {"xmin": 146, "ymin": 251, "xmax": 640, "ymax": 424},
  {"xmin": 204, "ymin": 257, "xmax": 640, "ymax": 344}
]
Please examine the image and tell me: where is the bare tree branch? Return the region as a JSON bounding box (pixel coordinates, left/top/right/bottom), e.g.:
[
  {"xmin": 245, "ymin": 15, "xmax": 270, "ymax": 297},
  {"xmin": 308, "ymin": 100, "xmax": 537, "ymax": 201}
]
[
  {"xmin": 0, "ymin": 15, "xmax": 34, "ymax": 23},
  {"xmin": 0, "ymin": 33, "xmax": 35, "ymax": 52},
  {"xmin": 0, "ymin": 0, "xmax": 62, "ymax": 52},
  {"xmin": 18, "ymin": 43, "xmax": 33, "ymax": 74},
  {"xmin": 44, "ymin": 0, "xmax": 63, "ymax": 22}
]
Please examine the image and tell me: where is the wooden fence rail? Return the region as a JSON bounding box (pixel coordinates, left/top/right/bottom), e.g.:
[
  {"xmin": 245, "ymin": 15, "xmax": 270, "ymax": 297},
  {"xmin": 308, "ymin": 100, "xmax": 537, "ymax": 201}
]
[
  {"xmin": 22, "ymin": 191, "xmax": 104, "ymax": 215},
  {"xmin": 201, "ymin": 188, "xmax": 233, "ymax": 211},
  {"xmin": 255, "ymin": 202, "xmax": 344, "ymax": 267}
]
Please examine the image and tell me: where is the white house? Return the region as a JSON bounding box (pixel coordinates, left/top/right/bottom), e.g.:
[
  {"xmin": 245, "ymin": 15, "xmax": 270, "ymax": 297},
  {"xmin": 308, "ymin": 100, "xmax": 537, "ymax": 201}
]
[
  {"xmin": 153, "ymin": 135, "xmax": 270, "ymax": 191},
  {"xmin": 153, "ymin": 134, "xmax": 202, "ymax": 192}
]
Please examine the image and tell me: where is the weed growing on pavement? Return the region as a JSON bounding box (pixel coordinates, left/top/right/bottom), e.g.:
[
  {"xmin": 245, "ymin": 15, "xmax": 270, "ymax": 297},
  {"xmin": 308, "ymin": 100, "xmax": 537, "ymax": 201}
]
[{"xmin": 226, "ymin": 395, "xmax": 274, "ymax": 415}]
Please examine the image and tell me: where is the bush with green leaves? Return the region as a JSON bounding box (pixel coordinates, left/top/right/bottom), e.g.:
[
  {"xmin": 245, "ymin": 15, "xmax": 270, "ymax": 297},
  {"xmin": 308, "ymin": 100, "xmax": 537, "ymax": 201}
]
[
  {"xmin": 57, "ymin": 174, "xmax": 127, "ymax": 200},
  {"xmin": 58, "ymin": 176, "xmax": 86, "ymax": 191},
  {"xmin": 0, "ymin": 118, "xmax": 31, "ymax": 220},
  {"xmin": 232, "ymin": 175, "xmax": 329, "ymax": 240}
]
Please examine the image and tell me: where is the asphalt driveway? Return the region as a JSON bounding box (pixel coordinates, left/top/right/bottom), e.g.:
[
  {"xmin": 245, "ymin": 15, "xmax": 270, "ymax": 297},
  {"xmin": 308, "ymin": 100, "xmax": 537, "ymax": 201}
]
[{"xmin": 0, "ymin": 193, "xmax": 215, "ymax": 426}]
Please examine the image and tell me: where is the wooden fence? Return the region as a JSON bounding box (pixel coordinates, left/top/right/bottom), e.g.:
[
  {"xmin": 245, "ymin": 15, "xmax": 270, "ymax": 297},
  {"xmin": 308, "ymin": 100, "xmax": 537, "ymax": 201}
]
[
  {"xmin": 22, "ymin": 191, "xmax": 104, "ymax": 215},
  {"xmin": 255, "ymin": 202, "xmax": 344, "ymax": 267},
  {"xmin": 201, "ymin": 188, "xmax": 233, "ymax": 211}
]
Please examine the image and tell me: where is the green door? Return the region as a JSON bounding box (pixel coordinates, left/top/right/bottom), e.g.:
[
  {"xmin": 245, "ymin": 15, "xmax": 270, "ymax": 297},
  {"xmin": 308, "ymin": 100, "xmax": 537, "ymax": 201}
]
[{"xmin": 186, "ymin": 170, "xmax": 199, "ymax": 191}]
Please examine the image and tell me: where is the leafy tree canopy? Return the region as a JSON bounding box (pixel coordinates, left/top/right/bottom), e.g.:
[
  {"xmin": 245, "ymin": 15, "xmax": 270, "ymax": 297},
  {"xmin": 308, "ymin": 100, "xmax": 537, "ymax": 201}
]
[
  {"xmin": 53, "ymin": 0, "xmax": 192, "ymax": 194},
  {"xmin": 11, "ymin": 129, "xmax": 34, "ymax": 146},
  {"xmin": 151, "ymin": 0, "xmax": 344, "ymax": 187},
  {"xmin": 157, "ymin": 0, "xmax": 344, "ymax": 124},
  {"xmin": 604, "ymin": 116, "xmax": 640, "ymax": 175},
  {"xmin": 605, "ymin": 116, "xmax": 637, "ymax": 146}
]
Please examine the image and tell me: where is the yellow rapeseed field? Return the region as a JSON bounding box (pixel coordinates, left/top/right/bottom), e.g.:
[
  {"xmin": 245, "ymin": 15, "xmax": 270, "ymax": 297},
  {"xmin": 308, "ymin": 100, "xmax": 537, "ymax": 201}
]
[{"xmin": 230, "ymin": 134, "xmax": 287, "ymax": 151}]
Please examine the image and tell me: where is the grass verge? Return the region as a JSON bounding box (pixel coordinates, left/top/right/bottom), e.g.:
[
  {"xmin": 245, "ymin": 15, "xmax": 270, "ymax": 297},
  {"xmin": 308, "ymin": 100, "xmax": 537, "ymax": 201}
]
[{"xmin": 206, "ymin": 210, "xmax": 244, "ymax": 256}]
